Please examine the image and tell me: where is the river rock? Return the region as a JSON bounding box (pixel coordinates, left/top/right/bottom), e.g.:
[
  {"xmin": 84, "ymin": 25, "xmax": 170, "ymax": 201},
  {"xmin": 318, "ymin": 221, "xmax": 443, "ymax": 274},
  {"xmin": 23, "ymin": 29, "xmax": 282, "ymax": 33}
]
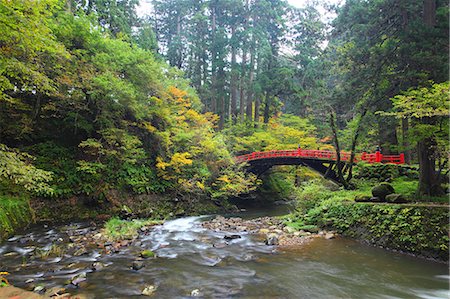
[
  {"xmin": 91, "ymin": 262, "xmax": 105, "ymax": 271},
  {"xmin": 140, "ymin": 250, "xmax": 155, "ymax": 258},
  {"xmin": 33, "ymin": 285, "xmax": 46, "ymax": 294},
  {"xmin": 73, "ymin": 247, "xmax": 88, "ymax": 256},
  {"xmin": 265, "ymin": 234, "xmax": 279, "ymax": 246},
  {"xmin": 132, "ymin": 260, "xmax": 144, "ymax": 270},
  {"xmin": 324, "ymin": 233, "xmax": 335, "ymax": 240},
  {"xmin": 283, "ymin": 226, "xmax": 296, "ymax": 233},
  {"xmin": 223, "ymin": 234, "xmax": 241, "ymax": 240},
  {"xmin": 259, "ymin": 228, "xmax": 270, "ymax": 234},
  {"xmin": 213, "ymin": 242, "xmax": 227, "ymax": 248},
  {"xmin": 44, "ymin": 286, "xmax": 66, "ymax": 297},
  {"xmin": 70, "ymin": 272, "xmax": 87, "ymax": 286},
  {"xmin": 142, "ymin": 285, "xmax": 157, "ymax": 296}
]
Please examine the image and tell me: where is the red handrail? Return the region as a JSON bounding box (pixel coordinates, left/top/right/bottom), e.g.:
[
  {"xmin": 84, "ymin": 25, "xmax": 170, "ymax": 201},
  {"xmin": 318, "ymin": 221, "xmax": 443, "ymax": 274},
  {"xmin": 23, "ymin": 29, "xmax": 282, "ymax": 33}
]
[{"xmin": 236, "ymin": 149, "xmax": 405, "ymax": 165}]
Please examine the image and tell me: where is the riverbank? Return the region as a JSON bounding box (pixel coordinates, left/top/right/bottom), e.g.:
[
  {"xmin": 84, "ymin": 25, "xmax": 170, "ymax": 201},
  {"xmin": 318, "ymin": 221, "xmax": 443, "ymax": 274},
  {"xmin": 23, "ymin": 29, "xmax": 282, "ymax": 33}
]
[
  {"xmin": 284, "ymin": 179, "xmax": 450, "ymax": 262},
  {"xmin": 0, "ymin": 191, "xmax": 234, "ymax": 243},
  {"xmin": 202, "ymin": 215, "xmax": 337, "ymax": 247}
]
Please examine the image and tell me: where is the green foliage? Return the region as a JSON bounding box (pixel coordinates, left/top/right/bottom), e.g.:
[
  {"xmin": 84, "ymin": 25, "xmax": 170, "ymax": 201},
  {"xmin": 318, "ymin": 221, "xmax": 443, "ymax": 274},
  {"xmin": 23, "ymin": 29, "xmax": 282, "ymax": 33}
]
[
  {"xmin": 258, "ymin": 169, "xmax": 295, "ymax": 199},
  {"xmin": 0, "ymin": 144, "xmax": 53, "ymax": 196},
  {"xmin": 225, "ymin": 114, "xmax": 322, "ymax": 153}
]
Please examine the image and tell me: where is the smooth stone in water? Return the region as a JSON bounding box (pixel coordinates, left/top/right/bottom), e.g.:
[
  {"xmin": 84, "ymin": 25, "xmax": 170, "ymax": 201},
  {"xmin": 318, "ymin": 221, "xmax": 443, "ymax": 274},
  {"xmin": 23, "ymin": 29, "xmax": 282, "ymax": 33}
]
[
  {"xmin": 142, "ymin": 285, "xmax": 157, "ymax": 296},
  {"xmin": 132, "ymin": 260, "xmax": 144, "ymax": 270},
  {"xmin": 224, "ymin": 234, "xmax": 241, "ymax": 240},
  {"xmin": 91, "ymin": 262, "xmax": 105, "ymax": 271},
  {"xmin": 33, "ymin": 285, "xmax": 46, "ymax": 293},
  {"xmin": 265, "ymin": 234, "xmax": 279, "ymax": 246}
]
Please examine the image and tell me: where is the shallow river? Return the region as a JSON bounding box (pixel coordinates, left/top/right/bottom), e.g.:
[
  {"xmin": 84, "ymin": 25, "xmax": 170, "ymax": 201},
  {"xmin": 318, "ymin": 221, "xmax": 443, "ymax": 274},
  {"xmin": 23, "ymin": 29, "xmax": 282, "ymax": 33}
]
[{"xmin": 0, "ymin": 203, "xmax": 448, "ymax": 298}]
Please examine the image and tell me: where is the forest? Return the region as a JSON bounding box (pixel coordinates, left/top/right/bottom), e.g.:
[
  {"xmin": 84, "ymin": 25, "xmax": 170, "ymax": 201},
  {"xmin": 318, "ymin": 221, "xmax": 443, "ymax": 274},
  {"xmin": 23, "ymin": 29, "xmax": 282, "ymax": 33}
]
[
  {"xmin": 0, "ymin": 0, "xmax": 449, "ymax": 297},
  {"xmin": 1, "ymin": 0, "xmax": 447, "ymax": 203}
]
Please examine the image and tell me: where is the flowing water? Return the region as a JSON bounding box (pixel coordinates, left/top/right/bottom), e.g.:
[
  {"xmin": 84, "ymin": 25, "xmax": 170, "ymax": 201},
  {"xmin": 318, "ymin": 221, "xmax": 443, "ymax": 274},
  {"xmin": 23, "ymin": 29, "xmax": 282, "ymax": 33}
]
[{"xmin": 0, "ymin": 203, "xmax": 448, "ymax": 298}]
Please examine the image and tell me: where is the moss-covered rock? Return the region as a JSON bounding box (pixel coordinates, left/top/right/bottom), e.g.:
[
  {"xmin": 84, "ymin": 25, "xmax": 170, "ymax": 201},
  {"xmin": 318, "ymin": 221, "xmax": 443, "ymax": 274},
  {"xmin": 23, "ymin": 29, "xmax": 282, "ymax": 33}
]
[
  {"xmin": 372, "ymin": 183, "xmax": 395, "ymax": 200},
  {"xmin": 385, "ymin": 193, "xmax": 407, "ymax": 203},
  {"xmin": 0, "ymin": 196, "xmax": 33, "ymax": 241},
  {"xmin": 140, "ymin": 250, "xmax": 155, "ymax": 258}
]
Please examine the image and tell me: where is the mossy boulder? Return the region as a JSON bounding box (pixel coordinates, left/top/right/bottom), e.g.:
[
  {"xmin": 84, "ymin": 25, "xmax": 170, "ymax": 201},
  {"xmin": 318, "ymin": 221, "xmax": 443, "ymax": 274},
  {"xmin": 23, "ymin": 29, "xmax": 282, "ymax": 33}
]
[
  {"xmin": 140, "ymin": 250, "xmax": 155, "ymax": 258},
  {"xmin": 385, "ymin": 194, "xmax": 407, "ymax": 203},
  {"xmin": 371, "ymin": 183, "xmax": 395, "ymax": 200},
  {"xmin": 354, "ymin": 195, "xmax": 371, "ymax": 202}
]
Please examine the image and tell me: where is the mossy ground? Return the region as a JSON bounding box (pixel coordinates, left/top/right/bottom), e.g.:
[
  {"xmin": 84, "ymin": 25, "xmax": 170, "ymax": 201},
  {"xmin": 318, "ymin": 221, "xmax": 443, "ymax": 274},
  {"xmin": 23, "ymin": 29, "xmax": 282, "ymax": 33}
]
[{"xmin": 0, "ymin": 195, "xmax": 33, "ymax": 241}]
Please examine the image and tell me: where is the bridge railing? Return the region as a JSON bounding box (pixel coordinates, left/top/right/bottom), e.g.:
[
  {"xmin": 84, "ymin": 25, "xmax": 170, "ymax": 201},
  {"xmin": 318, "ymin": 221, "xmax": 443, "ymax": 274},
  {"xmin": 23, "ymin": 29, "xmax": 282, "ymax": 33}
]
[{"xmin": 236, "ymin": 149, "xmax": 405, "ymax": 165}]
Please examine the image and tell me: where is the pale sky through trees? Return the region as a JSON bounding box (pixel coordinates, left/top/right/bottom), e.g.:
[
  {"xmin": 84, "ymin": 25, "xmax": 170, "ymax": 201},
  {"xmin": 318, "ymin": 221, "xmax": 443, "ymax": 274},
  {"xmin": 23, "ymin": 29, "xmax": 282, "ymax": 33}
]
[{"xmin": 137, "ymin": 0, "xmax": 344, "ymax": 19}]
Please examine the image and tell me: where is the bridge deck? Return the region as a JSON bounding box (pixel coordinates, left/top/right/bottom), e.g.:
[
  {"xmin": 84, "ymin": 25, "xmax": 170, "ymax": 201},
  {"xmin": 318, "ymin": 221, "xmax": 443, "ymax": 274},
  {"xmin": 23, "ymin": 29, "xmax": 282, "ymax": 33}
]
[{"xmin": 236, "ymin": 149, "xmax": 405, "ymax": 165}]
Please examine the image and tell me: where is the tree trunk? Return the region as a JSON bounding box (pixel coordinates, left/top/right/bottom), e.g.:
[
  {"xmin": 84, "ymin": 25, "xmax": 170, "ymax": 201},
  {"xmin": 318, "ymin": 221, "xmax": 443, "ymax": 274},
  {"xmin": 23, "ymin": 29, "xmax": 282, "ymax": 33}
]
[
  {"xmin": 263, "ymin": 94, "xmax": 271, "ymax": 124},
  {"xmin": 346, "ymin": 108, "xmax": 368, "ymax": 183},
  {"xmin": 401, "ymin": 118, "xmax": 412, "ymax": 164},
  {"xmin": 423, "ymin": 0, "xmax": 436, "ymax": 27},
  {"xmin": 246, "ymin": 45, "xmax": 255, "ymax": 121},
  {"xmin": 254, "ymin": 93, "xmax": 260, "ymax": 128},
  {"xmin": 210, "ymin": 6, "xmax": 217, "ymax": 113},
  {"xmin": 239, "ymin": 48, "xmax": 247, "ymax": 122},
  {"xmin": 230, "ymin": 25, "xmax": 238, "ymax": 123},
  {"xmin": 416, "ymin": 0, "xmax": 442, "ymax": 196},
  {"xmin": 329, "ymin": 109, "xmax": 349, "ymax": 189},
  {"xmin": 417, "ymin": 136, "xmax": 443, "ymax": 196}
]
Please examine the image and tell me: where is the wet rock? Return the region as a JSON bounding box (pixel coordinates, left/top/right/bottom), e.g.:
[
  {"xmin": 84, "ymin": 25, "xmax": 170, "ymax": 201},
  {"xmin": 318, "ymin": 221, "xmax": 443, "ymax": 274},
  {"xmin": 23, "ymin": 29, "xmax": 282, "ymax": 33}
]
[
  {"xmin": 324, "ymin": 233, "xmax": 335, "ymax": 240},
  {"xmin": 132, "ymin": 260, "xmax": 144, "ymax": 270},
  {"xmin": 70, "ymin": 272, "xmax": 87, "ymax": 286},
  {"xmin": 73, "ymin": 248, "xmax": 88, "ymax": 256},
  {"xmin": 283, "ymin": 226, "xmax": 296, "ymax": 234},
  {"xmin": 191, "ymin": 289, "xmax": 201, "ymax": 297},
  {"xmin": 265, "ymin": 234, "xmax": 279, "ymax": 246},
  {"xmin": 213, "ymin": 242, "xmax": 227, "ymax": 248},
  {"xmin": 44, "ymin": 286, "xmax": 66, "ymax": 297},
  {"xmin": 140, "ymin": 250, "xmax": 155, "ymax": 258},
  {"xmin": 33, "ymin": 285, "xmax": 46, "ymax": 294},
  {"xmin": 142, "ymin": 285, "xmax": 157, "ymax": 296},
  {"xmin": 91, "ymin": 262, "xmax": 105, "ymax": 271},
  {"xmin": 223, "ymin": 234, "xmax": 241, "ymax": 240},
  {"xmin": 3, "ymin": 252, "xmax": 19, "ymax": 257}
]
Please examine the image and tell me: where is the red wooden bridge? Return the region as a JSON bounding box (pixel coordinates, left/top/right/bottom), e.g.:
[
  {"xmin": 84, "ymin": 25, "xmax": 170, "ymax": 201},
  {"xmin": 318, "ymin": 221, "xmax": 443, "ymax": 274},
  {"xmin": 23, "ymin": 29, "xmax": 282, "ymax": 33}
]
[{"xmin": 236, "ymin": 149, "xmax": 405, "ymax": 182}]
